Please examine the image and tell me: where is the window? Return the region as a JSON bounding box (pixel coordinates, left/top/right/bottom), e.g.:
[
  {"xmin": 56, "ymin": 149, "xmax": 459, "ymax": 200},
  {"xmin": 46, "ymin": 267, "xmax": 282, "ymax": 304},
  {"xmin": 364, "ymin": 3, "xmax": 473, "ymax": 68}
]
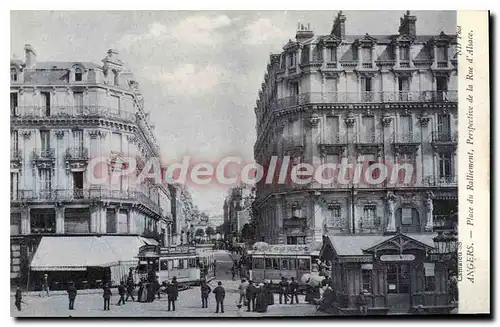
[
  {"xmin": 325, "ymin": 116, "xmax": 340, "ymax": 143},
  {"xmin": 437, "ymin": 114, "xmax": 451, "ymax": 137},
  {"xmin": 188, "ymin": 258, "xmax": 197, "ymax": 268},
  {"xmin": 64, "ymin": 208, "xmax": 90, "ymax": 233},
  {"xmin": 73, "ymin": 172, "xmax": 83, "ymax": 198},
  {"xmin": 114, "ymin": 71, "xmax": 119, "ymax": 86},
  {"xmin": 362, "ymin": 47, "xmax": 372, "ymax": 63},
  {"xmin": 424, "ymin": 263, "xmax": 435, "ymax": 291},
  {"xmin": 10, "ymin": 214, "xmax": 21, "ymax": 235},
  {"xmin": 40, "ymin": 92, "xmax": 51, "ymax": 116},
  {"xmin": 72, "ymin": 130, "xmax": 84, "ymax": 152},
  {"xmin": 363, "ymin": 77, "xmax": 372, "ymax": 92},
  {"xmin": 111, "ymin": 132, "xmax": 122, "ymax": 153},
  {"xmin": 436, "ymin": 76, "xmax": 448, "ymax": 92},
  {"xmin": 361, "ymin": 269, "xmax": 372, "ymax": 293},
  {"xmin": 439, "ymin": 153, "xmax": 452, "ymax": 178},
  {"xmin": 106, "ymin": 209, "xmax": 117, "ymax": 233},
  {"xmin": 75, "ymin": 68, "xmax": 83, "ymax": 82},
  {"xmin": 288, "ymin": 52, "xmax": 296, "ymax": 67},
  {"xmin": 399, "ymin": 115, "xmax": 412, "ymax": 138},
  {"xmin": 40, "ymin": 130, "xmax": 50, "ymax": 152},
  {"xmin": 117, "ymin": 209, "xmax": 128, "ymax": 233},
  {"xmin": 74, "ymin": 92, "xmax": 84, "ymax": 113},
  {"xmin": 253, "ymin": 258, "xmax": 264, "ymax": 269},
  {"xmin": 386, "ymin": 263, "xmax": 410, "ymax": 294},
  {"xmin": 160, "ymin": 259, "xmax": 169, "ymax": 271},
  {"xmin": 10, "ymin": 172, "xmax": 19, "ymax": 200},
  {"xmin": 297, "ymin": 259, "xmax": 310, "ymax": 271},
  {"xmin": 328, "ymin": 47, "xmax": 337, "ymax": 62},
  {"xmin": 39, "ymin": 168, "xmax": 52, "ymax": 193},
  {"xmin": 10, "ymin": 93, "xmax": 18, "ymax": 116},
  {"xmin": 290, "ymin": 82, "xmax": 299, "ymax": 96},
  {"xmin": 362, "ymin": 205, "xmax": 378, "ymax": 228},
  {"xmin": 178, "ymin": 259, "xmax": 186, "ymax": 269},
  {"xmin": 111, "ymin": 95, "xmax": 120, "ymax": 112},
  {"xmin": 173, "ymin": 259, "xmax": 179, "ymax": 269},
  {"xmin": 31, "ymin": 210, "xmax": 55, "ymax": 233},
  {"xmin": 400, "ymin": 46, "xmax": 410, "ymax": 61},
  {"xmin": 265, "ymin": 258, "xmax": 280, "ymax": 270},
  {"xmin": 10, "ymin": 68, "xmax": 17, "ymax": 82},
  {"xmin": 11, "ymin": 130, "xmax": 18, "ymax": 153},
  {"xmin": 398, "ymin": 77, "xmax": 410, "ymax": 93},
  {"xmin": 436, "ymin": 46, "xmax": 448, "ymax": 62},
  {"xmin": 401, "ymin": 208, "xmax": 413, "ymax": 225}
]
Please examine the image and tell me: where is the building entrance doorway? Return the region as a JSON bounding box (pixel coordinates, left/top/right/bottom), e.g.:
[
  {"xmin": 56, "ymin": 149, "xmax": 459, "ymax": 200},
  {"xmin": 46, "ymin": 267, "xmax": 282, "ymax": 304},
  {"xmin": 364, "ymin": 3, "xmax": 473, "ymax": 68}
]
[{"xmin": 386, "ymin": 263, "xmax": 411, "ymax": 313}]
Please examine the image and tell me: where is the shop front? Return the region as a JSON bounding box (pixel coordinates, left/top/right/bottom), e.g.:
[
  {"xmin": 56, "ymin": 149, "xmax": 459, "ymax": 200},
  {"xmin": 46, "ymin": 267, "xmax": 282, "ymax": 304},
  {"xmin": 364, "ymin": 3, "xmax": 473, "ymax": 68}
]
[{"xmin": 320, "ymin": 233, "xmax": 455, "ymax": 315}]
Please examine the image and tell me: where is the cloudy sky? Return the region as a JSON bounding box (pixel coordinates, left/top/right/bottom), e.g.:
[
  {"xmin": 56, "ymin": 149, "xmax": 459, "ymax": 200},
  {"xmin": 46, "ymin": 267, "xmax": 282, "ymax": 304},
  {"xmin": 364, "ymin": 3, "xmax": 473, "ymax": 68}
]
[{"xmin": 11, "ymin": 10, "xmax": 456, "ymax": 216}]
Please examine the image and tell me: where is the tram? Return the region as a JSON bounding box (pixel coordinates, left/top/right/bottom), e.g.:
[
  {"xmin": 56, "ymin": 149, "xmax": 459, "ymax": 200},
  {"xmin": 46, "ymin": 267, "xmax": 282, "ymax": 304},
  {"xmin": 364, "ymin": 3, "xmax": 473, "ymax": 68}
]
[{"xmin": 135, "ymin": 244, "xmax": 213, "ymax": 286}]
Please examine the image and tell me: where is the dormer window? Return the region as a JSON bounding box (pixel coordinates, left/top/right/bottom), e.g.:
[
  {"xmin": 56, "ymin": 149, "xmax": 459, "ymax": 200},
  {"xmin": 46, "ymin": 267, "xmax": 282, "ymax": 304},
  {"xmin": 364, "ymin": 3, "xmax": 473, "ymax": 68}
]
[
  {"xmin": 328, "ymin": 47, "xmax": 337, "ymax": 62},
  {"xmin": 114, "ymin": 71, "xmax": 120, "ymax": 86},
  {"xmin": 400, "ymin": 46, "xmax": 410, "ymax": 61},
  {"xmin": 10, "ymin": 68, "xmax": 17, "ymax": 82},
  {"xmin": 75, "ymin": 67, "xmax": 83, "ymax": 82},
  {"xmin": 288, "ymin": 52, "xmax": 296, "ymax": 67}
]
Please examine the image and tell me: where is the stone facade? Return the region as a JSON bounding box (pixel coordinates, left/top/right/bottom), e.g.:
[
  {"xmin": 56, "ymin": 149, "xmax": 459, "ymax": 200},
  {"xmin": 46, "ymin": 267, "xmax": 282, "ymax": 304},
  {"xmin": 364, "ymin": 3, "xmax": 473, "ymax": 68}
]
[
  {"xmin": 10, "ymin": 45, "xmax": 173, "ymax": 282},
  {"xmin": 253, "ymin": 12, "xmax": 458, "ymax": 245}
]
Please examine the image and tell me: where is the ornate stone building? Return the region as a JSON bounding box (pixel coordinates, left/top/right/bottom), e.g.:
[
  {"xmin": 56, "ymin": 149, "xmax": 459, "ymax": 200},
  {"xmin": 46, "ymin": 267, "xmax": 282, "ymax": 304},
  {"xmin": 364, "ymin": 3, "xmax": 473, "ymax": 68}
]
[
  {"xmin": 10, "ymin": 45, "xmax": 173, "ymax": 287},
  {"xmin": 253, "ymin": 12, "xmax": 458, "ymax": 245}
]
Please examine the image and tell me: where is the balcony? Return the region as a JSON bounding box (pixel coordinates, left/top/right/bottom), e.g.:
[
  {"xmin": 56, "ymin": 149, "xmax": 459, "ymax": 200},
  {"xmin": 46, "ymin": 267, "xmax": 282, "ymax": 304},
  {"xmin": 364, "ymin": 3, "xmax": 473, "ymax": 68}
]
[
  {"xmin": 393, "ymin": 132, "xmax": 420, "ymax": 144},
  {"xmin": 423, "ymin": 175, "xmax": 457, "ymax": 187},
  {"xmin": 13, "ymin": 106, "xmax": 136, "ymax": 123},
  {"xmin": 317, "ymin": 133, "xmax": 348, "ymax": 156},
  {"xmin": 33, "ymin": 148, "xmax": 55, "ymax": 160},
  {"xmin": 355, "ymin": 132, "xmax": 383, "ymax": 144},
  {"xmin": 65, "ymin": 147, "xmax": 89, "ymax": 171},
  {"xmin": 272, "ymin": 91, "xmax": 458, "ymax": 110},
  {"xmin": 11, "ymin": 188, "xmax": 163, "ymax": 214},
  {"xmin": 359, "ymin": 216, "xmax": 381, "ymax": 233},
  {"xmin": 399, "ymin": 60, "xmax": 410, "ymax": 68},
  {"xmin": 430, "ymin": 131, "xmax": 457, "ymax": 152},
  {"xmin": 281, "ymin": 136, "xmax": 304, "ymax": 150},
  {"xmin": 326, "ymin": 62, "xmax": 337, "ymax": 69},
  {"xmin": 433, "ymin": 215, "xmax": 457, "ymax": 232},
  {"xmin": 437, "ymin": 61, "xmax": 448, "ymax": 68},
  {"xmin": 361, "ymin": 62, "xmax": 373, "ymax": 69}
]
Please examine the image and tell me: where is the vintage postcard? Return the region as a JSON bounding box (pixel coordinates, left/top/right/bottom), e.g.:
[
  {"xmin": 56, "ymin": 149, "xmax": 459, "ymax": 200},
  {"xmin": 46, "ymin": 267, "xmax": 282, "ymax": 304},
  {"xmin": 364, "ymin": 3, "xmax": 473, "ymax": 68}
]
[{"xmin": 9, "ymin": 10, "xmax": 490, "ymax": 317}]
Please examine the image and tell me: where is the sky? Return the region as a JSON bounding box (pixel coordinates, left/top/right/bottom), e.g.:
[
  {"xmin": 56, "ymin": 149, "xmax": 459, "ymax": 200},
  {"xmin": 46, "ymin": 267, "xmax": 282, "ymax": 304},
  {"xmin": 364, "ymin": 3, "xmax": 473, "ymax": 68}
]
[{"xmin": 11, "ymin": 10, "xmax": 456, "ymax": 216}]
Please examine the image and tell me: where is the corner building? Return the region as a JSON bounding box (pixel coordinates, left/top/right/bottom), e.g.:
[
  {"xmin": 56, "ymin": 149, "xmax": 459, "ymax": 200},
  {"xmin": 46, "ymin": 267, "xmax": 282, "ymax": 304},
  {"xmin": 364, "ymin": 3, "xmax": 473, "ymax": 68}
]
[
  {"xmin": 10, "ymin": 46, "xmax": 173, "ymax": 288},
  {"xmin": 253, "ymin": 12, "xmax": 458, "ymax": 313}
]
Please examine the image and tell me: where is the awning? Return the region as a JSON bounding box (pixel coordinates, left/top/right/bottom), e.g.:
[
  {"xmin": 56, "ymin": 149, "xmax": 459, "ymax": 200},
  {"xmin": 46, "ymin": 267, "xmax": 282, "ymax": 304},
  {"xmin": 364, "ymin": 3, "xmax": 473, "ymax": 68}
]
[{"xmin": 30, "ymin": 236, "xmax": 154, "ymax": 271}]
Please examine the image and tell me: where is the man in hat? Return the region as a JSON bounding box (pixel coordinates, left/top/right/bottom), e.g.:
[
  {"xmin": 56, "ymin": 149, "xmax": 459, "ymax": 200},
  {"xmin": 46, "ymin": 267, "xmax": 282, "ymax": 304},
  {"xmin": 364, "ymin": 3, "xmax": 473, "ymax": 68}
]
[
  {"xmin": 103, "ymin": 282, "xmax": 112, "ymax": 311},
  {"xmin": 246, "ymin": 280, "xmax": 257, "ymax": 312},
  {"xmin": 213, "ymin": 281, "xmax": 226, "ymax": 313},
  {"xmin": 166, "ymin": 282, "xmax": 176, "ymax": 311},
  {"xmin": 116, "ymin": 281, "xmax": 126, "ymax": 306},
  {"xmin": 125, "ymin": 275, "xmax": 135, "ymax": 302},
  {"xmin": 40, "ymin": 274, "xmax": 50, "ymax": 297},
  {"xmin": 14, "ymin": 286, "xmax": 22, "ymax": 311},
  {"xmin": 200, "ymin": 280, "xmax": 211, "ymax": 308},
  {"xmin": 288, "ymin": 277, "xmax": 299, "ymax": 304},
  {"xmin": 355, "ymin": 290, "xmax": 368, "ymax": 315},
  {"xmin": 67, "ymin": 281, "xmax": 77, "ymax": 310},
  {"xmin": 278, "ymin": 277, "xmax": 288, "ymax": 304}
]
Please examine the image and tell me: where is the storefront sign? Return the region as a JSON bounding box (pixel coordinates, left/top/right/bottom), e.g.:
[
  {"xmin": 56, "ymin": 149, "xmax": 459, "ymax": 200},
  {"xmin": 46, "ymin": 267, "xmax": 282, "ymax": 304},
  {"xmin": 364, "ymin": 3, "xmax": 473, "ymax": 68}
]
[{"xmin": 380, "ymin": 254, "xmax": 415, "ymax": 262}]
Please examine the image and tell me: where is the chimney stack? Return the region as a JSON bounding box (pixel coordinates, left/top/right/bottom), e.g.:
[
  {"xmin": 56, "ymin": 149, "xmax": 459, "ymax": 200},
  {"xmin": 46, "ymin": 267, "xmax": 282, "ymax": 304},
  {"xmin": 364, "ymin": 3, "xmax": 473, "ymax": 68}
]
[
  {"xmin": 331, "ymin": 11, "xmax": 346, "ymax": 39},
  {"xmin": 295, "ymin": 23, "xmax": 314, "ymax": 42},
  {"xmin": 24, "ymin": 44, "xmax": 36, "ymax": 69},
  {"xmin": 398, "ymin": 10, "xmax": 417, "ymax": 36}
]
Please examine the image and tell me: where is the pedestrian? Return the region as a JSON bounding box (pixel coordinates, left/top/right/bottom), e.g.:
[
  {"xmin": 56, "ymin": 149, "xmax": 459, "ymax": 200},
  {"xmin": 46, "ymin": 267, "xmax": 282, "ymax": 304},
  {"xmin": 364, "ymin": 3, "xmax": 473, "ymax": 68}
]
[
  {"xmin": 255, "ymin": 283, "xmax": 268, "ymax": 313},
  {"xmin": 356, "ymin": 290, "xmax": 368, "ymax": 315},
  {"xmin": 40, "ymin": 274, "xmax": 50, "ymax": 297},
  {"xmin": 155, "ymin": 276, "xmax": 162, "ymax": 299},
  {"xmin": 67, "ymin": 281, "xmax": 77, "ymax": 310},
  {"xmin": 166, "ymin": 282, "xmax": 176, "ymax": 311},
  {"xmin": 140, "ymin": 281, "xmax": 149, "ymax": 303},
  {"xmin": 200, "ymin": 280, "xmax": 211, "ymax": 308},
  {"xmin": 213, "ymin": 281, "xmax": 225, "ymax": 313},
  {"xmin": 137, "ymin": 279, "xmax": 144, "ymax": 302},
  {"xmin": 237, "ymin": 278, "xmax": 248, "ymax": 308},
  {"xmin": 278, "ymin": 277, "xmax": 288, "ymax": 304},
  {"xmin": 147, "ymin": 281, "xmax": 156, "ymax": 302},
  {"xmin": 125, "ymin": 276, "xmax": 135, "ymax": 302},
  {"xmin": 117, "ymin": 281, "xmax": 126, "ymax": 306},
  {"xmin": 14, "ymin": 286, "xmax": 22, "ymax": 311},
  {"xmin": 213, "ymin": 260, "xmax": 217, "ymax": 277},
  {"xmin": 103, "ymin": 283, "xmax": 112, "ymax": 311},
  {"xmin": 231, "ymin": 266, "xmax": 236, "ymax": 281},
  {"xmin": 246, "ymin": 280, "xmax": 257, "ymax": 312},
  {"xmin": 288, "ymin": 277, "xmax": 299, "ymax": 304},
  {"xmin": 171, "ymin": 276, "xmax": 179, "ymax": 301},
  {"xmin": 267, "ymin": 281, "xmax": 275, "ymax": 305}
]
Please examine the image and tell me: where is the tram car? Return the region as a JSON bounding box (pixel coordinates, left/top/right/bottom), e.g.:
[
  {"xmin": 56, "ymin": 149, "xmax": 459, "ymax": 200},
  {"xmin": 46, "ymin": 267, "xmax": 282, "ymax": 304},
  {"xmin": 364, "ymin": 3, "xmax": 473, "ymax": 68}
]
[
  {"xmin": 246, "ymin": 242, "xmax": 322, "ymax": 292},
  {"xmin": 135, "ymin": 244, "xmax": 207, "ymax": 287}
]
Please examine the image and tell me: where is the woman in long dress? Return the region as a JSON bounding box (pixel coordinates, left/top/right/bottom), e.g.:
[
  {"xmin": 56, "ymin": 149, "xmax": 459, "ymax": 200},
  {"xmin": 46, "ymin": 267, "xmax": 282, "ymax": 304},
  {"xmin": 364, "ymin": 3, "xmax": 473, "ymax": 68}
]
[
  {"xmin": 256, "ymin": 284, "xmax": 268, "ymax": 313},
  {"xmin": 140, "ymin": 282, "xmax": 149, "ymax": 302}
]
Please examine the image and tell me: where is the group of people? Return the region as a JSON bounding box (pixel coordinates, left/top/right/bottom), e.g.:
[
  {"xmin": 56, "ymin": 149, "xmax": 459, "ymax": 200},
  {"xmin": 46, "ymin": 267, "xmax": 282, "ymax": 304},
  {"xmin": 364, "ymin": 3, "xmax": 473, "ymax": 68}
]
[
  {"xmin": 200, "ymin": 280, "xmax": 226, "ymax": 313},
  {"xmin": 237, "ymin": 279, "xmax": 275, "ymax": 313},
  {"xmin": 278, "ymin": 277, "xmax": 301, "ymax": 304}
]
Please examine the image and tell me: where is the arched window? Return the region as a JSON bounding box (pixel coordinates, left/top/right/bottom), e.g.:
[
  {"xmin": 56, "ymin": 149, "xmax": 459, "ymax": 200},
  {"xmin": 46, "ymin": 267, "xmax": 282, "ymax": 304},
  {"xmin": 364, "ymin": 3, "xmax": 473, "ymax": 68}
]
[
  {"xmin": 113, "ymin": 71, "xmax": 119, "ymax": 86},
  {"xmin": 75, "ymin": 67, "xmax": 83, "ymax": 82},
  {"xmin": 10, "ymin": 68, "xmax": 17, "ymax": 82}
]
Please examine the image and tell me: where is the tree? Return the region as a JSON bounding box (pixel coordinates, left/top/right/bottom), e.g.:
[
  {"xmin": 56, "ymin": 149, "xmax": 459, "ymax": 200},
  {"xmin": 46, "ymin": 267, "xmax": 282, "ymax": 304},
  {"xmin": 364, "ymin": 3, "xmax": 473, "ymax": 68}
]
[
  {"xmin": 205, "ymin": 226, "xmax": 215, "ymax": 236},
  {"xmin": 195, "ymin": 229, "xmax": 205, "ymax": 237}
]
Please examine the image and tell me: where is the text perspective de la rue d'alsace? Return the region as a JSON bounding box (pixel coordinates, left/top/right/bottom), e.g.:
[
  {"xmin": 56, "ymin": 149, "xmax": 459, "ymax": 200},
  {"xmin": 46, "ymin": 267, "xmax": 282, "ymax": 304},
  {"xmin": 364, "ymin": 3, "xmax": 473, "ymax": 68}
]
[{"xmin": 456, "ymin": 25, "xmax": 476, "ymax": 285}]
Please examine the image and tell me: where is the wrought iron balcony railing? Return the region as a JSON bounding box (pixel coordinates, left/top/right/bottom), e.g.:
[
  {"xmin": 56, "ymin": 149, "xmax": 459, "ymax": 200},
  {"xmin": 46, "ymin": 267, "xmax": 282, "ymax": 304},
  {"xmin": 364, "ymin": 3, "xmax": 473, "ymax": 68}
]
[
  {"xmin": 355, "ymin": 132, "xmax": 384, "ymax": 144},
  {"xmin": 360, "ymin": 216, "xmax": 381, "ymax": 230},
  {"xmin": 12, "ymin": 106, "xmax": 137, "ymax": 122},
  {"xmin": 317, "ymin": 133, "xmax": 348, "ymax": 145},
  {"xmin": 431, "ymin": 131, "xmax": 458, "ymax": 143},
  {"xmin": 399, "ymin": 60, "xmax": 410, "ymax": 68},
  {"xmin": 437, "ymin": 61, "xmax": 448, "ymax": 68},
  {"xmin": 423, "ymin": 175, "xmax": 457, "ymax": 186},
  {"xmin": 326, "ymin": 62, "xmax": 337, "ymax": 69},
  {"xmin": 32, "ymin": 148, "xmax": 55, "ymax": 160},
  {"xmin": 393, "ymin": 132, "xmax": 420, "ymax": 143},
  {"xmin": 433, "ymin": 215, "xmax": 457, "ymax": 231},
  {"xmin": 361, "ymin": 62, "xmax": 373, "ymax": 69},
  {"xmin": 273, "ymin": 91, "xmax": 457, "ymax": 110},
  {"xmin": 65, "ymin": 148, "xmax": 89, "ymax": 160},
  {"xmin": 281, "ymin": 136, "xmax": 304, "ymax": 149}
]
